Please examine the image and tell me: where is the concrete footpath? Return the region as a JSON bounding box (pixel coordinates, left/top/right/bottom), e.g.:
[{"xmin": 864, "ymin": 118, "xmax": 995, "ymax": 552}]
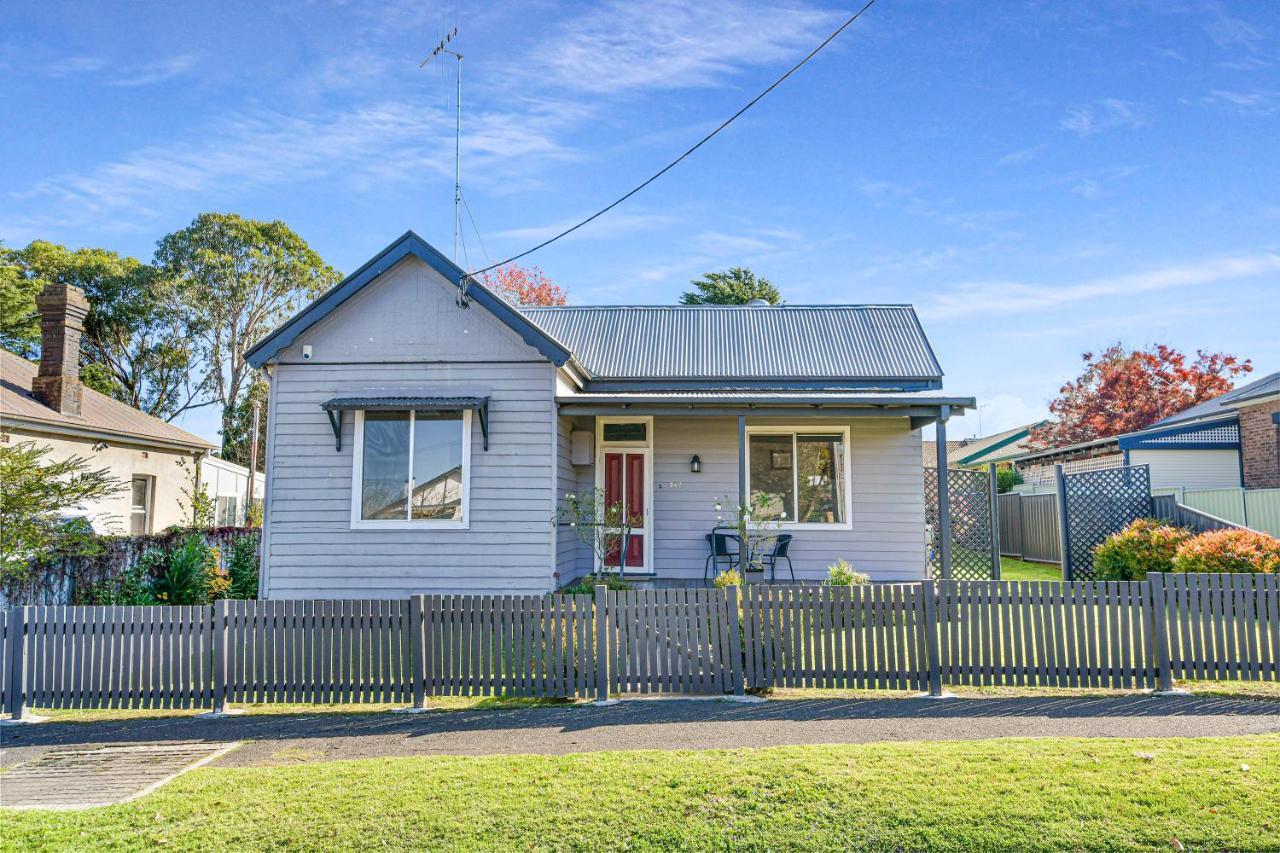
[{"xmin": 3, "ymin": 694, "xmax": 1278, "ymax": 771}]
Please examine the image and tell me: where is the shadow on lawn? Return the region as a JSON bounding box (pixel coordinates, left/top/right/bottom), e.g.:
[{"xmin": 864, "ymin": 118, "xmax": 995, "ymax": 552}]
[{"xmin": 4, "ymin": 693, "xmax": 1278, "ymax": 753}]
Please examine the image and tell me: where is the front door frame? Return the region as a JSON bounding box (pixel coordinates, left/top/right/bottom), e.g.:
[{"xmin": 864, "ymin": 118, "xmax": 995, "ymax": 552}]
[{"xmin": 594, "ymin": 415, "xmax": 654, "ymax": 574}]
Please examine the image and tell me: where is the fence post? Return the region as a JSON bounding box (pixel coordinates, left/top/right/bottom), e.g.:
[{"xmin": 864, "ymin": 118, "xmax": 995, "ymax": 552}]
[
  {"xmin": 4, "ymin": 606, "xmax": 31, "ymax": 721},
  {"xmin": 594, "ymin": 585, "xmax": 612, "ymax": 704},
  {"xmin": 920, "ymin": 581, "xmax": 946, "ymax": 697},
  {"xmin": 411, "ymin": 594, "xmax": 427, "ymax": 709},
  {"xmin": 1054, "ymin": 463, "xmax": 1071, "ymax": 581},
  {"xmin": 1146, "ymin": 573, "xmax": 1182, "ymax": 694},
  {"xmin": 988, "ymin": 463, "xmax": 1001, "ymax": 580},
  {"xmin": 210, "ymin": 599, "xmax": 231, "ymax": 715},
  {"xmin": 726, "ymin": 584, "xmax": 744, "ymax": 696}
]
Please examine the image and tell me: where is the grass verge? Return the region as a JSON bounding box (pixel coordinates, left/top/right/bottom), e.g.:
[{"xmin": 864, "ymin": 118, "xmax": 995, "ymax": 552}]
[
  {"xmin": 1001, "ymin": 556, "xmax": 1062, "ymax": 580},
  {"xmin": 6, "ymin": 736, "xmax": 1278, "ymax": 851}
]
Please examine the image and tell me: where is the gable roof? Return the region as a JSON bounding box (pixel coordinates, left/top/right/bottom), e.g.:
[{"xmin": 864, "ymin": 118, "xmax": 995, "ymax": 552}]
[
  {"xmin": 246, "ymin": 232, "xmax": 953, "ymax": 391},
  {"xmin": 1147, "ymin": 371, "xmax": 1279, "ymax": 429},
  {"xmin": 245, "ymin": 231, "xmax": 574, "ymax": 369},
  {"xmin": 951, "ymin": 422, "xmax": 1046, "ymax": 467},
  {"xmin": 1, "ymin": 349, "xmax": 212, "ymax": 452},
  {"xmin": 520, "ymin": 305, "xmax": 942, "ymax": 383}
]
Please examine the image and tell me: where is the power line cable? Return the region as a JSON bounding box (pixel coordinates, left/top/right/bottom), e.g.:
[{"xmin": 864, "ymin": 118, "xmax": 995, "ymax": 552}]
[
  {"xmin": 459, "ymin": 189, "xmax": 493, "ymax": 271},
  {"xmin": 467, "ymin": 0, "xmax": 879, "ymax": 278}
]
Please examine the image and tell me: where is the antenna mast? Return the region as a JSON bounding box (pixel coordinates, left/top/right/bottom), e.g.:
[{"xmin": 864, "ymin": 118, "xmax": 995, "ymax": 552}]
[{"xmin": 421, "ymin": 28, "xmax": 463, "ymax": 265}]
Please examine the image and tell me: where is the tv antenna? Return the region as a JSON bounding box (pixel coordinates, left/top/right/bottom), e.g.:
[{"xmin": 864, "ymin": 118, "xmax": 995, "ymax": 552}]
[{"xmin": 421, "ymin": 27, "xmax": 463, "ymax": 266}]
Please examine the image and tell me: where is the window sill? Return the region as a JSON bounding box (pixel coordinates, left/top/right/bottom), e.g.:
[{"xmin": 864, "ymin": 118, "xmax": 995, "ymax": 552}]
[{"xmin": 350, "ymin": 520, "xmax": 470, "ymax": 531}]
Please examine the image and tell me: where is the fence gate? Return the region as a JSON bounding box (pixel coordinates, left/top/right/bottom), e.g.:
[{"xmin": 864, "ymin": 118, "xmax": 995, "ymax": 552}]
[
  {"xmin": 924, "ymin": 468, "xmax": 997, "ymax": 579},
  {"xmin": 1061, "ymin": 465, "xmax": 1152, "ymax": 580},
  {"xmin": 605, "ymin": 588, "xmax": 741, "ymax": 696}
]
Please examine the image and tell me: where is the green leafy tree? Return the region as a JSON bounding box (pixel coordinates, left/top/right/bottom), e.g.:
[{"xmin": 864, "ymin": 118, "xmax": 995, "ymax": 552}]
[
  {"xmin": 155, "ymin": 213, "xmax": 341, "ymax": 456},
  {"xmin": 12, "ymin": 240, "xmax": 207, "ymax": 420},
  {"xmin": 0, "ymin": 439, "xmax": 123, "ymax": 580},
  {"xmin": 680, "ymin": 267, "xmax": 781, "ymax": 305},
  {"xmin": 0, "ymin": 242, "xmax": 42, "ymax": 357}
]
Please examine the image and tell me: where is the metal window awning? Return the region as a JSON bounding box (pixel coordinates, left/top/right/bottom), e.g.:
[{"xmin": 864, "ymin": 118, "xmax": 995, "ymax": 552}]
[{"xmin": 320, "ymin": 396, "xmax": 490, "ymax": 451}]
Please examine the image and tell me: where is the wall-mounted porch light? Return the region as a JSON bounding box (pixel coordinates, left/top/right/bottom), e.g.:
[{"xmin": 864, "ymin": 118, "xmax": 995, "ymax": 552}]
[{"xmin": 690, "ymin": 454, "xmax": 702, "ymax": 473}]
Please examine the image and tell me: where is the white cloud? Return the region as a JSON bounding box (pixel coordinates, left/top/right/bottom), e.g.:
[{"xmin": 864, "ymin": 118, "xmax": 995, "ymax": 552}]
[
  {"xmin": 949, "ymin": 394, "xmax": 1048, "ymax": 440},
  {"xmin": 1071, "ymin": 178, "xmax": 1104, "ymax": 200},
  {"xmin": 997, "ymin": 144, "xmax": 1046, "ymax": 166},
  {"xmin": 1204, "ymin": 89, "xmax": 1279, "ymax": 115},
  {"xmin": 922, "ymin": 252, "xmax": 1280, "ymax": 321},
  {"xmin": 108, "ymin": 54, "xmax": 198, "ymax": 87},
  {"xmin": 488, "ymin": 211, "xmax": 677, "ymax": 242},
  {"xmin": 534, "ymin": 0, "xmax": 842, "ymax": 94},
  {"xmin": 2, "ymin": 99, "xmax": 580, "ymax": 241},
  {"xmin": 1059, "ymin": 98, "xmax": 1149, "ymax": 136}
]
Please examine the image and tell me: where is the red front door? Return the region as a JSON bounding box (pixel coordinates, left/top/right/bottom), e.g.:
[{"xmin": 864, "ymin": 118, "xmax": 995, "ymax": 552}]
[{"xmin": 603, "ymin": 451, "xmax": 646, "ymax": 569}]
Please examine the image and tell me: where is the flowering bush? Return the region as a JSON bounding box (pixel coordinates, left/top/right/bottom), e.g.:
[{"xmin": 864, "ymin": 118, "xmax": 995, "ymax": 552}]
[
  {"xmin": 1172, "ymin": 528, "xmax": 1280, "ymax": 575},
  {"xmin": 712, "ymin": 569, "xmax": 743, "ymax": 589},
  {"xmin": 825, "ymin": 560, "xmax": 870, "ymax": 586},
  {"xmin": 1093, "ymin": 518, "xmax": 1191, "ymax": 581}
]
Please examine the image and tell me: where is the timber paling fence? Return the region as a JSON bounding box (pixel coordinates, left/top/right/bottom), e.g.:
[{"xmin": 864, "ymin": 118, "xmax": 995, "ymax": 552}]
[{"xmin": 3, "ymin": 575, "xmax": 1277, "ymax": 718}]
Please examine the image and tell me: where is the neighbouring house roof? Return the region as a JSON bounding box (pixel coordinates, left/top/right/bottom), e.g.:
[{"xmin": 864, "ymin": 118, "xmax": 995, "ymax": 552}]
[
  {"xmin": 921, "ymin": 439, "xmax": 965, "ymax": 467},
  {"xmin": 520, "ymin": 304, "xmax": 943, "ymax": 385},
  {"xmin": 1147, "ymin": 371, "xmax": 1279, "ymax": 428},
  {"xmin": 1, "ymin": 349, "xmax": 213, "ymax": 453},
  {"xmin": 950, "ymin": 422, "xmax": 1047, "ymax": 467}
]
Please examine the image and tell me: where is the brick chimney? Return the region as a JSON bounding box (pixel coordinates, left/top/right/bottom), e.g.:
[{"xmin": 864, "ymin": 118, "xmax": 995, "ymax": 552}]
[{"xmin": 31, "ymin": 283, "xmax": 90, "ymax": 416}]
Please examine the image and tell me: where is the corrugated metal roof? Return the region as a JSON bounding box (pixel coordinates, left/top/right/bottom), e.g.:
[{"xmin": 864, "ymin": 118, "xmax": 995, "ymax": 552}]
[
  {"xmin": 1, "ymin": 350, "xmax": 213, "ymax": 450},
  {"xmin": 557, "ymin": 390, "xmax": 972, "ymax": 406},
  {"xmin": 322, "ymin": 396, "xmax": 487, "ymax": 411},
  {"xmin": 520, "ymin": 305, "xmax": 942, "ymax": 381}
]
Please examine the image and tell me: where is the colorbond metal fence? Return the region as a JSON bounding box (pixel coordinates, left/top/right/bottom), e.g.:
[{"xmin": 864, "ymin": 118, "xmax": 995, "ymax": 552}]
[{"xmin": 3, "ymin": 574, "xmax": 1277, "ymax": 719}]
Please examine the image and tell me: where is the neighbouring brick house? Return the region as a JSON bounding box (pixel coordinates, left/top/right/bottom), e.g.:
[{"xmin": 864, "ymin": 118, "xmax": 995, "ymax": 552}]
[{"xmin": 1230, "ymin": 377, "xmax": 1280, "ymax": 489}]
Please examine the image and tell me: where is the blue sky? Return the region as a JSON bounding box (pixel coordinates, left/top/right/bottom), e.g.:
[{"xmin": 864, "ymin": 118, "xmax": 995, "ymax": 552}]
[{"xmin": 2, "ymin": 0, "xmax": 1277, "ymax": 445}]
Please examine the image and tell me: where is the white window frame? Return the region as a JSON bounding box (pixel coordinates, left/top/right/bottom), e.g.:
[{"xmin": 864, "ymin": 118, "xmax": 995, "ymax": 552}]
[
  {"xmin": 350, "ymin": 408, "xmax": 472, "ymax": 530},
  {"xmin": 744, "ymin": 424, "xmax": 852, "ymax": 530},
  {"xmin": 129, "ymin": 475, "xmax": 153, "ymax": 535}
]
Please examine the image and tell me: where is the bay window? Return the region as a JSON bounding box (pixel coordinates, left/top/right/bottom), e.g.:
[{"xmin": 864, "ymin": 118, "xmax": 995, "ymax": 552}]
[
  {"xmin": 746, "ymin": 428, "xmax": 849, "ymax": 527},
  {"xmin": 352, "ymin": 409, "xmax": 471, "ymax": 528}
]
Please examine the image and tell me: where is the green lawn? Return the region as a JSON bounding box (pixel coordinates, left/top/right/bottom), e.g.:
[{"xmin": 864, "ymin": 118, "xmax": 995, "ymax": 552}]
[
  {"xmin": 7, "ymin": 736, "xmax": 1278, "ymax": 851},
  {"xmin": 1001, "ymin": 555, "xmax": 1062, "ymax": 581}
]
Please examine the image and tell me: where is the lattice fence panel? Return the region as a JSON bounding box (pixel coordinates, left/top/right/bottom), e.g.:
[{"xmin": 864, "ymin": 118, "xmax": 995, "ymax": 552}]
[
  {"xmin": 1062, "ymin": 464, "xmax": 1151, "ymax": 581},
  {"xmin": 924, "ymin": 467, "xmax": 995, "ymax": 580}
]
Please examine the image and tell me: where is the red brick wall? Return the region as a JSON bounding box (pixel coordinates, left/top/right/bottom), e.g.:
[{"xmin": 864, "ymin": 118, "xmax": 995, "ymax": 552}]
[{"xmin": 1239, "ymin": 400, "xmax": 1280, "ymax": 489}]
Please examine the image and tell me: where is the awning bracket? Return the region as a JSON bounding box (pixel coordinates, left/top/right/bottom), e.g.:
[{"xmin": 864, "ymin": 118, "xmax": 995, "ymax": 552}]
[{"xmin": 327, "ymin": 409, "xmax": 343, "ymax": 451}]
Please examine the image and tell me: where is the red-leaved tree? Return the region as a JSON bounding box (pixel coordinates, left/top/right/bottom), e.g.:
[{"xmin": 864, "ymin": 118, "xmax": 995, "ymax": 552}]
[
  {"xmin": 1030, "ymin": 343, "xmax": 1252, "ymax": 446},
  {"xmin": 478, "ymin": 264, "xmax": 567, "ymax": 306}
]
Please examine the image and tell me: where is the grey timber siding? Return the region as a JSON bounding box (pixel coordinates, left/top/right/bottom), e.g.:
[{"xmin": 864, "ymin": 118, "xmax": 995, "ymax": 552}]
[
  {"xmin": 652, "ymin": 416, "xmax": 927, "ymax": 582},
  {"xmin": 261, "ymin": 256, "xmax": 557, "ymax": 598}
]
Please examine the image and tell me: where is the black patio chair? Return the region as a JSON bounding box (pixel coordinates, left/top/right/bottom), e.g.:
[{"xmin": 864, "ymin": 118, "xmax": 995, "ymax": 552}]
[
  {"xmin": 703, "ymin": 531, "xmax": 741, "ymax": 583},
  {"xmin": 761, "ymin": 534, "xmax": 795, "ymax": 583}
]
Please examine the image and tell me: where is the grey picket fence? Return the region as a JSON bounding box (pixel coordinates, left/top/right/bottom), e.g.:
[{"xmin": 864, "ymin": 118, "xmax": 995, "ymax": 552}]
[
  {"xmin": 423, "ymin": 593, "xmax": 596, "ymax": 698},
  {"xmin": 742, "ymin": 584, "xmax": 929, "ymax": 691},
  {"xmin": 607, "ymin": 588, "xmax": 743, "ymax": 696},
  {"xmin": 3, "ymin": 574, "xmax": 1278, "ymax": 718}
]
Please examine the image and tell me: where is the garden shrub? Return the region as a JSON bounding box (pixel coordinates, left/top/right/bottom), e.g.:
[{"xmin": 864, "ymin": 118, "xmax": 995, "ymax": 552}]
[
  {"xmin": 712, "ymin": 569, "xmax": 742, "ymax": 589},
  {"xmin": 1172, "ymin": 528, "xmax": 1280, "ymax": 575},
  {"xmin": 995, "ymin": 467, "xmax": 1023, "ymax": 493},
  {"xmin": 1093, "ymin": 518, "xmax": 1191, "ymax": 580},
  {"xmin": 825, "ymin": 560, "xmax": 870, "ymax": 586},
  {"xmin": 152, "ymin": 534, "xmax": 220, "ymax": 605},
  {"xmin": 225, "ymin": 534, "xmax": 260, "ymax": 599},
  {"xmin": 557, "ymin": 573, "xmax": 634, "ymax": 595}
]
